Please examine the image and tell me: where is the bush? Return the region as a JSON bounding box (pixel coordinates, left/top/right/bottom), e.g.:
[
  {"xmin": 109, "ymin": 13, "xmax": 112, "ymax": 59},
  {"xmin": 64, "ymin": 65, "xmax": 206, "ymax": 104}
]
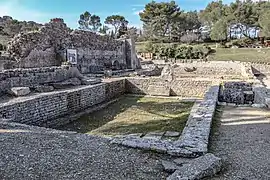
[
  {"xmin": 152, "ymin": 44, "xmax": 214, "ymax": 60},
  {"xmin": 231, "ymin": 38, "xmax": 254, "ymax": 48}
]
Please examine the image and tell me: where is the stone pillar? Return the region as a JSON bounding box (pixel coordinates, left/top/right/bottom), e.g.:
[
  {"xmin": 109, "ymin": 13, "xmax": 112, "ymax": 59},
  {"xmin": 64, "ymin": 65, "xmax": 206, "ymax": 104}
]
[{"xmin": 125, "ymin": 38, "xmax": 141, "ymax": 70}]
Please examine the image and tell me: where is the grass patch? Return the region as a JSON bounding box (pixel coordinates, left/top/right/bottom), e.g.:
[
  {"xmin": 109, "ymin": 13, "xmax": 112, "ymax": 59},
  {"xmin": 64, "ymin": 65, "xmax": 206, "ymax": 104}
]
[
  {"xmin": 59, "ymin": 95, "xmax": 193, "ymax": 136},
  {"xmin": 208, "ymin": 48, "xmax": 270, "ymax": 63},
  {"xmin": 136, "ymin": 41, "xmax": 270, "ymax": 63}
]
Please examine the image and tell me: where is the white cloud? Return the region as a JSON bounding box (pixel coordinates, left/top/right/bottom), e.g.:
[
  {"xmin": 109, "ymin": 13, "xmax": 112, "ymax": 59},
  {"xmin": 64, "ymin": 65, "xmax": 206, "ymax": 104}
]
[{"xmin": 133, "ymin": 10, "xmax": 143, "ymax": 15}]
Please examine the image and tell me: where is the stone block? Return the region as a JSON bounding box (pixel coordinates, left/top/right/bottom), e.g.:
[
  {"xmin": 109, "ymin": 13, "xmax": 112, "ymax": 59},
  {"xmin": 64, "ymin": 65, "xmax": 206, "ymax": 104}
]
[
  {"xmin": 167, "ymin": 153, "xmax": 222, "ymax": 180},
  {"xmin": 52, "ymin": 78, "xmax": 81, "ymax": 89},
  {"xmin": 265, "ymin": 98, "xmax": 270, "ymax": 108},
  {"xmin": 147, "ymin": 85, "xmax": 170, "ymax": 96},
  {"xmin": 34, "ymin": 85, "xmax": 54, "ymax": 93},
  {"xmin": 252, "ymin": 104, "xmax": 266, "ymax": 108},
  {"xmin": 10, "ymin": 87, "xmax": 30, "ymax": 96},
  {"xmin": 164, "ymin": 131, "xmax": 180, "ymax": 137},
  {"xmin": 161, "ymin": 160, "xmax": 181, "ymax": 173},
  {"xmin": 81, "ymin": 78, "xmax": 102, "ymax": 85}
]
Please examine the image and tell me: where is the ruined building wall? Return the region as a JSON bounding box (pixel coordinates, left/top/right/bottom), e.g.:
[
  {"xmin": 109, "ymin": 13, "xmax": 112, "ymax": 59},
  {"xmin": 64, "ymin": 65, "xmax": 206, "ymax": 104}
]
[
  {"xmin": 7, "ymin": 19, "xmax": 138, "ymax": 73},
  {"xmin": 0, "ymin": 66, "xmax": 77, "ymax": 95},
  {"xmin": 0, "ymin": 79, "xmax": 125, "ymax": 127}
]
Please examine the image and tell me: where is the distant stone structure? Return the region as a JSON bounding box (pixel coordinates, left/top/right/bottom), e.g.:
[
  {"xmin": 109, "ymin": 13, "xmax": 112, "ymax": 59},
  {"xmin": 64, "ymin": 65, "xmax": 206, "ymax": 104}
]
[{"xmin": 7, "ymin": 19, "xmax": 140, "ymax": 73}]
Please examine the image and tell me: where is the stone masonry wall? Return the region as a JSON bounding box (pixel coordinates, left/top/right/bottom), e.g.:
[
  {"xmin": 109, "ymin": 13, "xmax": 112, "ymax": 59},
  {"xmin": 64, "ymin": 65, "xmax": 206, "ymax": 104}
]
[
  {"xmin": 0, "ymin": 79, "xmax": 125, "ymax": 127},
  {"xmin": 251, "ymin": 63, "xmax": 270, "ymax": 76},
  {"xmin": 125, "ymin": 77, "xmax": 213, "ymax": 97},
  {"xmin": 172, "ymin": 61, "xmax": 247, "ymax": 79},
  {"xmin": 7, "ymin": 19, "xmax": 139, "ymax": 72},
  {"xmin": 0, "ymin": 66, "xmax": 78, "ymax": 95}
]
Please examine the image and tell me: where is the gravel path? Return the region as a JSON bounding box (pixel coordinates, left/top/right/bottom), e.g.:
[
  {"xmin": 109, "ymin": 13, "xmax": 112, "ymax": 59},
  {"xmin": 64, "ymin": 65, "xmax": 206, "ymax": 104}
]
[
  {"xmin": 208, "ymin": 106, "xmax": 270, "ymax": 180},
  {"xmin": 0, "ymin": 122, "xmax": 168, "ymax": 180}
]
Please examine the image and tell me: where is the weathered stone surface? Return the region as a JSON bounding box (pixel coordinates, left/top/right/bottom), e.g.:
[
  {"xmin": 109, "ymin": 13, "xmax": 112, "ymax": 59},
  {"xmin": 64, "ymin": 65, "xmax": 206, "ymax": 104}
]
[
  {"xmin": 251, "ymin": 104, "xmax": 266, "ymax": 108},
  {"xmin": 175, "ymin": 86, "xmax": 219, "ymax": 156},
  {"xmin": 81, "ymin": 78, "xmax": 102, "ymax": 85},
  {"xmin": 167, "ymin": 154, "xmax": 222, "ymax": 180},
  {"xmin": 0, "ymin": 66, "xmax": 85, "ymax": 95},
  {"xmin": 0, "ymin": 79, "xmax": 125, "ymax": 127},
  {"xmin": 10, "ymin": 87, "xmax": 30, "ymax": 96},
  {"xmin": 219, "ymin": 82, "xmax": 254, "ymax": 104},
  {"xmin": 164, "ymin": 131, "xmax": 180, "ymax": 137},
  {"xmin": 161, "ymin": 64, "xmax": 174, "ymax": 82},
  {"xmin": 34, "ymin": 85, "xmax": 54, "ymax": 93},
  {"xmin": 125, "ymin": 77, "xmax": 212, "ymax": 97},
  {"xmin": 51, "ymin": 78, "xmax": 81, "ymax": 89},
  {"xmin": 8, "ymin": 19, "xmax": 140, "ymax": 72},
  {"xmin": 137, "ymin": 64, "xmax": 162, "ymax": 77},
  {"xmin": 161, "ymin": 160, "xmax": 181, "ymax": 173},
  {"xmin": 173, "ymin": 157, "xmax": 193, "ymax": 166}
]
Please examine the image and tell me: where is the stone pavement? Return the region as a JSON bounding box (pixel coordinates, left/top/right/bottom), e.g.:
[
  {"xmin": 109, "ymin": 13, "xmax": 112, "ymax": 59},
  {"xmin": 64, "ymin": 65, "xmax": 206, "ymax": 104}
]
[
  {"xmin": 208, "ymin": 106, "xmax": 270, "ymax": 180},
  {"xmin": 0, "ymin": 122, "xmax": 168, "ymax": 180}
]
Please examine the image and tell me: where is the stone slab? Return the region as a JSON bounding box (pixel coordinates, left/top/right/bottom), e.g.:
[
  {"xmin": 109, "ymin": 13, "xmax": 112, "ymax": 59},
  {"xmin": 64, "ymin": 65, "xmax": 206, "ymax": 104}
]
[
  {"xmin": 81, "ymin": 78, "xmax": 102, "ymax": 85},
  {"xmin": 164, "ymin": 131, "xmax": 180, "ymax": 137},
  {"xmin": 10, "ymin": 87, "xmax": 30, "ymax": 96},
  {"xmin": 167, "ymin": 153, "xmax": 222, "ymax": 180},
  {"xmin": 161, "ymin": 160, "xmax": 181, "ymax": 173},
  {"xmin": 34, "ymin": 85, "xmax": 54, "ymax": 93}
]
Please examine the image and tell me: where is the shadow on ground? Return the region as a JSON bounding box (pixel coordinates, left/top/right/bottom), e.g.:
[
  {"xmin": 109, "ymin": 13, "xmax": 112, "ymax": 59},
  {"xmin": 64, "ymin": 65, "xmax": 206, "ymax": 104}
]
[
  {"xmin": 57, "ymin": 95, "xmax": 193, "ymax": 136},
  {"xmin": 207, "ymin": 106, "xmax": 270, "ymax": 180}
]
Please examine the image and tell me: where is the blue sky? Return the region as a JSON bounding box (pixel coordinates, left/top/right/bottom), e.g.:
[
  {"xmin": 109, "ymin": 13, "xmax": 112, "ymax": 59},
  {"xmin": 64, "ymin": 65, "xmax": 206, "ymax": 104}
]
[{"xmin": 0, "ymin": 0, "xmax": 235, "ymax": 29}]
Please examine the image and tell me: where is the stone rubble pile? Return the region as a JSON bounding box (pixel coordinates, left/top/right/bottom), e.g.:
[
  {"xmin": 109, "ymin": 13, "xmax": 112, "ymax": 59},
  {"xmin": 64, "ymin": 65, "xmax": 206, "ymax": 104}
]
[{"xmin": 219, "ymin": 81, "xmax": 254, "ymax": 104}]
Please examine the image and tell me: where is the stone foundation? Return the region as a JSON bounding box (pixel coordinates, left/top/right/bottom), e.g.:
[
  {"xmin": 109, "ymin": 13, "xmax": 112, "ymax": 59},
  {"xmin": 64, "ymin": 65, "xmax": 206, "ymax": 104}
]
[
  {"xmin": 125, "ymin": 77, "xmax": 213, "ymax": 97},
  {"xmin": 0, "ymin": 66, "xmax": 81, "ymax": 95},
  {"xmin": 0, "ymin": 79, "xmax": 125, "ymax": 127}
]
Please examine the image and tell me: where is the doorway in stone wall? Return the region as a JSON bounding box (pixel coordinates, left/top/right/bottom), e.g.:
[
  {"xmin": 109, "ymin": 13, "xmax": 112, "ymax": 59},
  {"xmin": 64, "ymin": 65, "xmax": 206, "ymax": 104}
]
[{"xmin": 112, "ymin": 60, "xmax": 120, "ymax": 70}]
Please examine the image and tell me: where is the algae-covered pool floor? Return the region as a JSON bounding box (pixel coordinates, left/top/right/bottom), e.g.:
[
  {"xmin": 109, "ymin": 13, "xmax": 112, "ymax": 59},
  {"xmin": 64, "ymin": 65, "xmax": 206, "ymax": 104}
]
[{"xmin": 59, "ymin": 95, "xmax": 193, "ymax": 136}]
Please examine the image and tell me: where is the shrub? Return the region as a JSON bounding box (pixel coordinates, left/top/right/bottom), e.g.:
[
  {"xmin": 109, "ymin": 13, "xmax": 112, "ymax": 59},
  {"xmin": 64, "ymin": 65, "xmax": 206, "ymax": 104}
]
[{"xmin": 152, "ymin": 44, "xmax": 214, "ymax": 60}]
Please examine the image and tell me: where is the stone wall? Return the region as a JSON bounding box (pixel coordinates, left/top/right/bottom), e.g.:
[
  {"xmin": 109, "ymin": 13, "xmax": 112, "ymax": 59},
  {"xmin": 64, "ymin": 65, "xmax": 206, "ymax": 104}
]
[
  {"xmin": 172, "ymin": 61, "xmax": 247, "ymax": 79},
  {"xmin": 218, "ymin": 82, "xmax": 254, "ymax": 104},
  {"xmin": 125, "ymin": 77, "xmax": 213, "ymax": 97},
  {"xmin": 251, "ymin": 63, "xmax": 270, "ymax": 76},
  {"xmin": 0, "ymin": 66, "xmax": 80, "ymax": 95},
  {"xmin": 0, "ymin": 79, "xmax": 125, "ymax": 127},
  {"xmin": 8, "ymin": 19, "xmax": 139, "ymax": 72}
]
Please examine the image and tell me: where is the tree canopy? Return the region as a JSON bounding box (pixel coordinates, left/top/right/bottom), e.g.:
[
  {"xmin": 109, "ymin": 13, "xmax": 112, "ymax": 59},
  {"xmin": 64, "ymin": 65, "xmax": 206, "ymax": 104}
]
[
  {"xmin": 105, "ymin": 15, "xmax": 128, "ymax": 37},
  {"xmin": 78, "ymin": 11, "xmax": 102, "ymax": 32},
  {"xmin": 138, "ymin": 0, "xmax": 270, "ymax": 43}
]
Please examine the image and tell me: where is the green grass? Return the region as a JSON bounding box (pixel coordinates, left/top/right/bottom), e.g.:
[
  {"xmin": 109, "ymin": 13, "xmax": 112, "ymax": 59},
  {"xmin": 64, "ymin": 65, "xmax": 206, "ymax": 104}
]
[
  {"xmin": 136, "ymin": 41, "xmax": 270, "ymax": 63},
  {"xmin": 208, "ymin": 48, "xmax": 270, "ymax": 63},
  {"xmin": 59, "ymin": 95, "xmax": 193, "ymax": 136}
]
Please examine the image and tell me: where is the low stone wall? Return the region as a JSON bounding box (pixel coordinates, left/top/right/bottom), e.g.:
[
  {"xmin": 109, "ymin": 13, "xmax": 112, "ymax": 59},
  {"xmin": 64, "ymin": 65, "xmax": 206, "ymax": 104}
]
[
  {"xmin": 0, "ymin": 66, "xmax": 79, "ymax": 95},
  {"xmin": 111, "ymin": 85, "xmax": 220, "ymax": 157},
  {"xmin": 219, "ymin": 82, "xmax": 254, "ymax": 104},
  {"xmin": 170, "ymin": 61, "xmax": 246, "ymax": 79},
  {"xmin": 0, "ymin": 79, "xmax": 125, "ymax": 127},
  {"xmin": 251, "ymin": 63, "xmax": 270, "ymax": 76},
  {"xmin": 125, "ymin": 77, "xmax": 213, "ymax": 97},
  {"xmin": 177, "ymin": 85, "xmax": 219, "ymax": 156}
]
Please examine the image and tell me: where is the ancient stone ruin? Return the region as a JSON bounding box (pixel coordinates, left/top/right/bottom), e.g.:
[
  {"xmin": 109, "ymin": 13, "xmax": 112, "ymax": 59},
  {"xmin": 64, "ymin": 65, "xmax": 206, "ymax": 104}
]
[
  {"xmin": 1, "ymin": 18, "xmax": 270, "ymax": 180},
  {"xmin": 7, "ymin": 19, "xmax": 140, "ymax": 73}
]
